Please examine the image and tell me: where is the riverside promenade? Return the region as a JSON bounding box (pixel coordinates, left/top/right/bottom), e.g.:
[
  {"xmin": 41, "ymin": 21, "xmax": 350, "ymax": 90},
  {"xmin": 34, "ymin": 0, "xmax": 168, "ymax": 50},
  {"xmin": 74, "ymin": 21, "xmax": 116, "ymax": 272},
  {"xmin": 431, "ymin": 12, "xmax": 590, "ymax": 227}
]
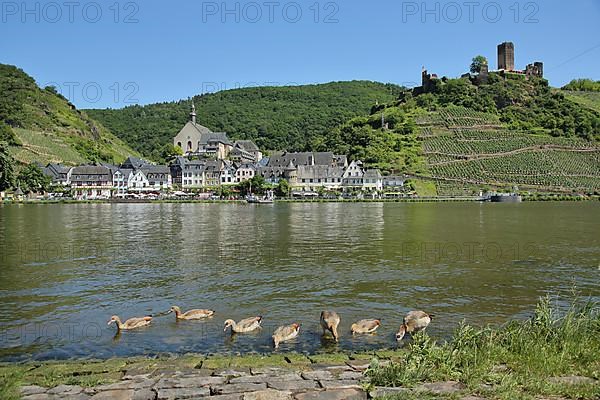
[{"xmin": 15, "ymin": 354, "xmax": 477, "ymax": 400}]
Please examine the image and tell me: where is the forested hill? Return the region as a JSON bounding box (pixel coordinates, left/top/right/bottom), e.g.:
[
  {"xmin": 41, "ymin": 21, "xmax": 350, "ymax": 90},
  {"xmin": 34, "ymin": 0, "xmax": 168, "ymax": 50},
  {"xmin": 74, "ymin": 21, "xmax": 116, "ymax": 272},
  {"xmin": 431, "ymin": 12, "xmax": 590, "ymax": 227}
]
[
  {"xmin": 86, "ymin": 81, "xmax": 403, "ymax": 159},
  {"xmin": 0, "ymin": 64, "xmax": 138, "ymax": 165}
]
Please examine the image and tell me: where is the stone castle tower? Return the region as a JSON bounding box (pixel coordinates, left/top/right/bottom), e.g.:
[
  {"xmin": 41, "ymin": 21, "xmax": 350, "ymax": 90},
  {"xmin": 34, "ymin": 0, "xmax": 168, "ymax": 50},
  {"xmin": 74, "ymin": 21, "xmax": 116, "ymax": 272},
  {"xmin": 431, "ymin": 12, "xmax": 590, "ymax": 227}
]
[{"xmin": 497, "ymin": 42, "xmax": 515, "ymax": 71}]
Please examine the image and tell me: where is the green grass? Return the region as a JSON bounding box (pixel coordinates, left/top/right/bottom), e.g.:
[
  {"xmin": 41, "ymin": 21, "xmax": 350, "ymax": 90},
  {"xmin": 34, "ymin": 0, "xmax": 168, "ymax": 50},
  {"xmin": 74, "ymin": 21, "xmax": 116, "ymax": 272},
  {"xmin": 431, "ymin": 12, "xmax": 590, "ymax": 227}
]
[
  {"xmin": 411, "ymin": 180, "xmax": 438, "ymax": 197},
  {"xmin": 366, "ymin": 295, "xmax": 600, "ymax": 399}
]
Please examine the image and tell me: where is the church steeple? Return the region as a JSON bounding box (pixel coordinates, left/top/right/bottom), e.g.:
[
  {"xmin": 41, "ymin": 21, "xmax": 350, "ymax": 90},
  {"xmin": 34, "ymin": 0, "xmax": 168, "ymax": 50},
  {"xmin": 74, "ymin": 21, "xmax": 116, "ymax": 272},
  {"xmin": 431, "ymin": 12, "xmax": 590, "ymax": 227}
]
[{"xmin": 190, "ymin": 101, "xmax": 197, "ymax": 124}]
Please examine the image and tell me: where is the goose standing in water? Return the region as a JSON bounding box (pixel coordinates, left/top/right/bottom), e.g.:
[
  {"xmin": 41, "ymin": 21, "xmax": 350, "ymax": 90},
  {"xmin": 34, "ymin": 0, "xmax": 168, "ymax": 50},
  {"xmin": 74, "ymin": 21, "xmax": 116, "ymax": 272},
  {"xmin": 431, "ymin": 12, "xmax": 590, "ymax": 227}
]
[
  {"xmin": 107, "ymin": 315, "xmax": 152, "ymax": 331},
  {"xmin": 272, "ymin": 323, "xmax": 300, "ymax": 349},
  {"xmin": 396, "ymin": 311, "xmax": 433, "ymax": 341},
  {"xmin": 320, "ymin": 311, "xmax": 341, "ymax": 341},
  {"xmin": 223, "ymin": 316, "xmax": 263, "ymax": 333},
  {"xmin": 351, "ymin": 319, "xmax": 381, "ymax": 334},
  {"xmin": 168, "ymin": 306, "xmax": 215, "ymax": 320}
]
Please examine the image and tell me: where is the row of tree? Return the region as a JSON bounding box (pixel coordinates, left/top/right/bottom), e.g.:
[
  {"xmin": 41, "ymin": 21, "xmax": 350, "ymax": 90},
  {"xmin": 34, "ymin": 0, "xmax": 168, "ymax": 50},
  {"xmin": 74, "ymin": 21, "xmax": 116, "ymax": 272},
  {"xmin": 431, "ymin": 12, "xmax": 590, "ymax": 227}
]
[{"xmin": 562, "ymin": 79, "xmax": 600, "ymax": 92}]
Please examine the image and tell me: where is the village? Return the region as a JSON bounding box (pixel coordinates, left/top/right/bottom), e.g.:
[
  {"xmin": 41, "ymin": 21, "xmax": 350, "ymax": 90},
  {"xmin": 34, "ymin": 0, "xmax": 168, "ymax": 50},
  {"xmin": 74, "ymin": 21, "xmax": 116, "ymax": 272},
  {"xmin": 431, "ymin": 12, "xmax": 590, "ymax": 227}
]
[{"xmin": 35, "ymin": 104, "xmax": 408, "ymax": 201}]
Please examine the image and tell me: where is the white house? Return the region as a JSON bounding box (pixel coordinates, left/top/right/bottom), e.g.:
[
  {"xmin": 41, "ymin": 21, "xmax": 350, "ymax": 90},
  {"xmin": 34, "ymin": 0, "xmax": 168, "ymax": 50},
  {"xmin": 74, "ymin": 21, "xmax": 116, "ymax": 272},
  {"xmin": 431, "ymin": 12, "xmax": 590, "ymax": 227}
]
[
  {"xmin": 363, "ymin": 169, "xmax": 383, "ymax": 192},
  {"xmin": 235, "ymin": 163, "xmax": 256, "ymax": 183},
  {"xmin": 128, "ymin": 166, "xmax": 172, "ymax": 192}
]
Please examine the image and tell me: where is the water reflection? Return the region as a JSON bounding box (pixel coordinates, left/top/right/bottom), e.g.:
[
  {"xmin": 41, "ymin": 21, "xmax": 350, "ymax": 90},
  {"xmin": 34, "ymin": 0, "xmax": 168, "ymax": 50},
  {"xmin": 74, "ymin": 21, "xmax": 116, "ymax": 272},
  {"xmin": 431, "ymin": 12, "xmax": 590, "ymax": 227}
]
[{"xmin": 0, "ymin": 202, "xmax": 599, "ymax": 361}]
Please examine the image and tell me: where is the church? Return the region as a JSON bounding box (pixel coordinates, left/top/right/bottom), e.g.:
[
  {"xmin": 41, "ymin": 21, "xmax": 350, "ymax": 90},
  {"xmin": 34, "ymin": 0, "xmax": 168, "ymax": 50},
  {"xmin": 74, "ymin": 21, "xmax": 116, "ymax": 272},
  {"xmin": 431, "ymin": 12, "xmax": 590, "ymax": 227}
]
[{"xmin": 173, "ymin": 103, "xmax": 233, "ymax": 160}]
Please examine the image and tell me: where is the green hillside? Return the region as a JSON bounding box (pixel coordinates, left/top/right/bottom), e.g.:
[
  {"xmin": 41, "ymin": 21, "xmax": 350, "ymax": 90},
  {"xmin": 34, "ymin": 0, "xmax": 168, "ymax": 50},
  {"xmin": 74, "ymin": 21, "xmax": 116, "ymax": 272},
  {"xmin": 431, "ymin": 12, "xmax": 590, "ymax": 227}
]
[
  {"xmin": 0, "ymin": 64, "xmax": 138, "ymax": 166},
  {"xmin": 563, "ymin": 91, "xmax": 600, "ymax": 114},
  {"xmin": 324, "ymin": 74, "xmax": 600, "ymax": 194},
  {"xmin": 86, "ymin": 81, "xmax": 403, "ymax": 159}
]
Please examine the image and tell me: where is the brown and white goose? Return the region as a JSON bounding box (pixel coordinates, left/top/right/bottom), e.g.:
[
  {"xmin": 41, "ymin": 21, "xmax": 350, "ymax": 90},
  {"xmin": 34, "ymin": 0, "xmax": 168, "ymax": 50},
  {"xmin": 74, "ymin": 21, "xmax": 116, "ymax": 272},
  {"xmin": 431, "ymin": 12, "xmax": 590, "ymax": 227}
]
[
  {"xmin": 320, "ymin": 311, "xmax": 341, "ymax": 341},
  {"xmin": 351, "ymin": 319, "xmax": 381, "ymax": 334},
  {"xmin": 223, "ymin": 316, "xmax": 262, "ymax": 333},
  {"xmin": 169, "ymin": 306, "xmax": 215, "ymax": 320},
  {"xmin": 396, "ymin": 311, "xmax": 433, "ymax": 340},
  {"xmin": 272, "ymin": 323, "xmax": 300, "ymax": 348},
  {"xmin": 108, "ymin": 315, "xmax": 152, "ymax": 331}
]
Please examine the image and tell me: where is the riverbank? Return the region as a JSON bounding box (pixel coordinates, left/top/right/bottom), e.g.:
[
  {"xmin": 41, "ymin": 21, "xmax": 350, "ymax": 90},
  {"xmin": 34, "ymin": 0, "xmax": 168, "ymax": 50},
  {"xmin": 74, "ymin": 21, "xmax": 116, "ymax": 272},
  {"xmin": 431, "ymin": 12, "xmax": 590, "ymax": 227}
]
[
  {"xmin": 2, "ymin": 297, "xmax": 598, "ymax": 400},
  {"xmin": 2, "ymin": 194, "xmax": 599, "ymax": 205}
]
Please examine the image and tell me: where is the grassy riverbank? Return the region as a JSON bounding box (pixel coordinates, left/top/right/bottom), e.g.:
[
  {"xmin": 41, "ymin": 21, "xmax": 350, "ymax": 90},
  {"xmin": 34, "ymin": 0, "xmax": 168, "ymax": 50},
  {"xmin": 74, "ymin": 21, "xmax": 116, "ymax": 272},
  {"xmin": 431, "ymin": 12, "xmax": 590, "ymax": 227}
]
[
  {"xmin": 1, "ymin": 297, "xmax": 598, "ymax": 399},
  {"xmin": 367, "ymin": 296, "xmax": 600, "ymax": 399}
]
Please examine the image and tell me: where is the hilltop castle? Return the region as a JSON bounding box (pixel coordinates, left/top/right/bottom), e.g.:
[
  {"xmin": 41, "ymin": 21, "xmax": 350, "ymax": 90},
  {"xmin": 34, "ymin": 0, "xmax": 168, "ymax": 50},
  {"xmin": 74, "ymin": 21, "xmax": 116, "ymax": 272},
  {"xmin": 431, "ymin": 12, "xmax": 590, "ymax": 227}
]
[{"xmin": 416, "ymin": 42, "xmax": 544, "ymax": 95}]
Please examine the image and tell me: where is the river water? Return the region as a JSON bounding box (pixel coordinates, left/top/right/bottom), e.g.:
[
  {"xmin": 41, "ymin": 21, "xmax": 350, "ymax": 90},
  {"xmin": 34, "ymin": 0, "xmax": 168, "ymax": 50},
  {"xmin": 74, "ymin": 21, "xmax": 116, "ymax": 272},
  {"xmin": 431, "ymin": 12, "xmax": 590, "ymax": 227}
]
[{"xmin": 0, "ymin": 202, "xmax": 598, "ymax": 361}]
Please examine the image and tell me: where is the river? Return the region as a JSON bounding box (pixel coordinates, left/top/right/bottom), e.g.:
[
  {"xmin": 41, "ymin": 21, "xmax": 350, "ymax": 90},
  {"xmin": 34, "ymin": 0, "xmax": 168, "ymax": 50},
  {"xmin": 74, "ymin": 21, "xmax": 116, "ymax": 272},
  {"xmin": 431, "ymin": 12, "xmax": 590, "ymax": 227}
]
[{"xmin": 0, "ymin": 202, "xmax": 598, "ymax": 361}]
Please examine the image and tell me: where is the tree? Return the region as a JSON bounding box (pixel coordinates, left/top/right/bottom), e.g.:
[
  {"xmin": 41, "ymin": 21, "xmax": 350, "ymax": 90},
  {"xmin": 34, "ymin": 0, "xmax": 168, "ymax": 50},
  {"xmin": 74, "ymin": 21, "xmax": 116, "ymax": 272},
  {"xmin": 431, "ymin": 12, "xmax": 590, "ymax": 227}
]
[
  {"xmin": 0, "ymin": 121, "xmax": 21, "ymax": 146},
  {"xmin": 237, "ymin": 175, "xmax": 267, "ymax": 196},
  {"xmin": 470, "ymin": 55, "xmax": 488, "ymax": 74},
  {"xmin": 275, "ymin": 179, "xmax": 291, "ymax": 198},
  {"xmin": 16, "ymin": 164, "xmax": 51, "ymax": 194},
  {"xmin": 157, "ymin": 143, "xmax": 183, "ymax": 164},
  {"xmin": 0, "ymin": 141, "xmax": 15, "ymax": 191}
]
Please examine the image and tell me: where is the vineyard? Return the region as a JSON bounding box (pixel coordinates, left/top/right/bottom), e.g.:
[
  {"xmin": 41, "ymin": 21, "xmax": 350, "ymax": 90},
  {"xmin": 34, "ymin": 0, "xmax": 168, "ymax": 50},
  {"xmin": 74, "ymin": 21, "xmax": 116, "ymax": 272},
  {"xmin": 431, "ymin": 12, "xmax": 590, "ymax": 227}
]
[
  {"xmin": 418, "ymin": 106, "xmax": 600, "ymax": 192},
  {"xmin": 9, "ymin": 128, "xmax": 87, "ymax": 165},
  {"xmin": 416, "ymin": 106, "xmax": 502, "ymax": 129}
]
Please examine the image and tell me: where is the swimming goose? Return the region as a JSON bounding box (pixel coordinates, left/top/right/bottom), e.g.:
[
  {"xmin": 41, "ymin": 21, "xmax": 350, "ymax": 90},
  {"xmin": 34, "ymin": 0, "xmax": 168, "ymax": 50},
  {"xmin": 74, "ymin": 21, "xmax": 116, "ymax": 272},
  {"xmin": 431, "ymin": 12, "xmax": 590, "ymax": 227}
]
[
  {"xmin": 320, "ymin": 311, "xmax": 341, "ymax": 341},
  {"xmin": 169, "ymin": 306, "xmax": 215, "ymax": 320},
  {"xmin": 107, "ymin": 315, "xmax": 152, "ymax": 331},
  {"xmin": 351, "ymin": 319, "xmax": 381, "ymax": 334},
  {"xmin": 272, "ymin": 323, "xmax": 300, "ymax": 348},
  {"xmin": 396, "ymin": 311, "xmax": 433, "ymax": 340},
  {"xmin": 223, "ymin": 316, "xmax": 262, "ymax": 333}
]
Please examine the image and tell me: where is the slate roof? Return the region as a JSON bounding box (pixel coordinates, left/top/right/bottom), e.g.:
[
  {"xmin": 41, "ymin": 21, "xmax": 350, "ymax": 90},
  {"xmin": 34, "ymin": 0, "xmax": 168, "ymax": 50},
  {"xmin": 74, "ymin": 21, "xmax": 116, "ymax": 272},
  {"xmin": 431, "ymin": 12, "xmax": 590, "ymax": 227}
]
[
  {"xmin": 71, "ymin": 166, "xmax": 112, "ymax": 181},
  {"xmin": 140, "ymin": 165, "xmax": 170, "ymax": 175},
  {"xmin": 114, "ymin": 168, "xmax": 134, "ymax": 179},
  {"xmin": 267, "ymin": 152, "xmax": 334, "ymax": 168},
  {"xmin": 363, "ymin": 169, "xmax": 382, "ymax": 178},
  {"xmin": 234, "ymin": 140, "xmax": 259, "ymax": 152},
  {"xmin": 201, "ymin": 132, "xmax": 232, "ymax": 146},
  {"xmin": 230, "ymin": 146, "xmax": 254, "ymax": 159},
  {"xmin": 121, "ymin": 156, "xmax": 149, "ymax": 169},
  {"xmin": 296, "ymin": 165, "xmax": 344, "ymax": 180}
]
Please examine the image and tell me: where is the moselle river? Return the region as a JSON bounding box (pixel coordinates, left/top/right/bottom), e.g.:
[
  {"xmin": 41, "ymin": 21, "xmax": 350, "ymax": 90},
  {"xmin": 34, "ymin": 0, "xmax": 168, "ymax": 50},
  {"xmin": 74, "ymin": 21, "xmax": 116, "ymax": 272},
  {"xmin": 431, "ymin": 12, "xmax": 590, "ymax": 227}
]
[{"xmin": 0, "ymin": 202, "xmax": 598, "ymax": 361}]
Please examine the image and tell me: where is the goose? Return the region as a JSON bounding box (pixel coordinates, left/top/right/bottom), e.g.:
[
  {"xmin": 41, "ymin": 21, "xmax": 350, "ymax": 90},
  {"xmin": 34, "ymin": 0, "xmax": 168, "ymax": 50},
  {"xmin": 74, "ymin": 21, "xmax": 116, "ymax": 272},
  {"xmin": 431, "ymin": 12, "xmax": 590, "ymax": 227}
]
[
  {"xmin": 107, "ymin": 315, "xmax": 152, "ymax": 331},
  {"xmin": 351, "ymin": 319, "xmax": 381, "ymax": 334},
  {"xmin": 272, "ymin": 323, "xmax": 300, "ymax": 348},
  {"xmin": 168, "ymin": 306, "xmax": 215, "ymax": 320},
  {"xmin": 223, "ymin": 316, "xmax": 262, "ymax": 333},
  {"xmin": 396, "ymin": 311, "xmax": 433, "ymax": 340},
  {"xmin": 320, "ymin": 311, "xmax": 341, "ymax": 341}
]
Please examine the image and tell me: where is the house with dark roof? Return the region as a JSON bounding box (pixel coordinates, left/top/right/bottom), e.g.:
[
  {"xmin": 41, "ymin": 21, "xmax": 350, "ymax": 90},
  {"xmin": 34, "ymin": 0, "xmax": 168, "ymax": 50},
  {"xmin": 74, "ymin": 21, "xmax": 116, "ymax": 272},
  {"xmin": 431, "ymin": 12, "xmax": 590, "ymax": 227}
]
[
  {"xmin": 173, "ymin": 103, "xmax": 233, "ymax": 160},
  {"xmin": 232, "ymin": 140, "xmax": 263, "ymax": 162},
  {"xmin": 127, "ymin": 165, "xmax": 172, "ymax": 192},
  {"xmin": 121, "ymin": 156, "xmax": 150, "ymax": 170},
  {"xmin": 170, "ymin": 157, "xmax": 235, "ymax": 189},
  {"xmin": 42, "ymin": 163, "xmax": 74, "ymax": 185},
  {"xmin": 293, "ymin": 165, "xmax": 345, "ymax": 191},
  {"xmin": 70, "ymin": 165, "xmax": 113, "ymax": 200}
]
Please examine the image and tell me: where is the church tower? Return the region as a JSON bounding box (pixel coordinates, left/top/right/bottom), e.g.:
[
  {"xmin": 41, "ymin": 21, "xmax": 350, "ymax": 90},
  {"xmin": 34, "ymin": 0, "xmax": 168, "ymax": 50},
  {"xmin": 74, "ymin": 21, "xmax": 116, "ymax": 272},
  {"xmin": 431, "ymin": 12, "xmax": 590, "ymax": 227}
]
[{"xmin": 190, "ymin": 102, "xmax": 197, "ymax": 124}]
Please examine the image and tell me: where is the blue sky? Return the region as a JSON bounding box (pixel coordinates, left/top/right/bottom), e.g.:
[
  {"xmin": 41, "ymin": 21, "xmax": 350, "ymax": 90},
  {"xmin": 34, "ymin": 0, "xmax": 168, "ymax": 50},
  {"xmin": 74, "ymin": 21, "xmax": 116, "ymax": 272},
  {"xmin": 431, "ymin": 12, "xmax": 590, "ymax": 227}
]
[{"xmin": 1, "ymin": 0, "xmax": 599, "ymax": 109}]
